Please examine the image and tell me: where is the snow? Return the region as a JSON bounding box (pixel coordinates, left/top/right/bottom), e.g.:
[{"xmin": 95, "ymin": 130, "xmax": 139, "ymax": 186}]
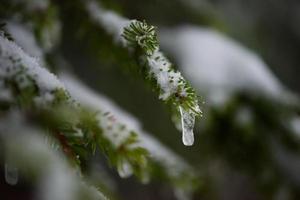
[
  {"xmin": 60, "ymin": 73, "xmax": 193, "ymax": 179},
  {"xmin": 60, "ymin": 73, "xmax": 138, "ymax": 148},
  {"xmin": 86, "ymin": 1, "xmax": 198, "ymax": 104},
  {"xmin": 6, "ymin": 22, "xmax": 44, "ymax": 61},
  {"xmin": 86, "ymin": 3, "xmax": 201, "ymax": 145},
  {"xmin": 0, "ymin": 35, "xmax": 65, "ymax": 102},
  {"xmin": 159, "ymin": 26, "xmax": 291, "ymax": 106},
  {"xmin": 0, "ymin": 79, "xmax": 12, "ymax": 101},
  {"xmin": 147, "ymin": 50, "xmax": 183, "ymax": 100},
  {"xmin": 0, "ymin": 111, "xmax": 107, "ymax": 200},
  {"xmin": 86, "ymin": 1, "xmax": 130, "ymax": 44},
  {"xmin": 134, "ymin": 29, "xmax": 202, "ymax": 146},
  {"xmin": 9, "ymin": 1, "xmax": 61, "ymax": 52}
]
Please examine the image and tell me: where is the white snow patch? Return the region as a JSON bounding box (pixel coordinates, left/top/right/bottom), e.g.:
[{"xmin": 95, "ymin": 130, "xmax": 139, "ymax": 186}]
[
  {"xmin": 159, "ymin": 26, "xmax": 290, "ymax": 106},
  {"xmin": 86, "ymin": 1, "xmax": 130, "ymax": 44},
  {"xmin": 60, "ymin": 73, "xmax": 193, "ymax": 178},
  {"xmin": 0, "ymin": 35, "xmax": 64, "ymax": 101},
  {"xmin": 0, "ymin": 111, "xmax": 107, "ymax": 200},
  {"xmin": 6, "ymin": 22, "xmax": 45, "ymax": 61},
  {"xmin": 0, "ymin": 79, "xmax": 12, "ymax": 101},
  {"xmin": 147, "ymin": 50, "xmax": 183, "ymax": 100},
  {"xmin": 61, "ymin": 73, "xmax": 137, "ymax": 147},
  {"xmin": 86, "ymin": 3, "xmax": 201, "ymax": 144}
]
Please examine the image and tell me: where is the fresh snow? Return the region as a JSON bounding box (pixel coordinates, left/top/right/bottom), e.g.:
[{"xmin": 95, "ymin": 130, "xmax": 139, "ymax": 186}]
[
  {"xmin": 60, "ymin": 73, "xmax": 193, "ymax": 178},
  {"xmin": 6, "ymin": 22, "xmax": 45, "ymax": 61},
  {"xmin": 0, "ymin": 111, "xmax": 107, "ymax": 200},
  {"xmin": 60, "ymin": 73, "xmax": 138, "ymax": 147},
  {"xmin": 0, "ymin": 35, "xmax": 64, "ymax": 102},
  {"xmin": 86, "ymin": 1, "xmax": 130, "ymax": 44},
  {"xmin": 145, "ymin": 45, "xmax": 200, "ymax": 146},
  {"xmin": 86, "ymin": 3, "xmax": 201, "ymax": 145},
  {"xmin": 147, "ymin": 50, "xmax": 183, "ymax": 101},
  {"xmin": 159, "ymin": 26, "xmax": 291, "ymax": 105}
]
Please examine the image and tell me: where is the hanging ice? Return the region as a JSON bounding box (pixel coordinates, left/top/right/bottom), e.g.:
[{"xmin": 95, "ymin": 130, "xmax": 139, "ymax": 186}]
[
  {"xmin": 117, "ymin": 159, "xmax": 133, "ymax": 178},
  {"xmin": 179, "ymin": 106, "xmax": 195, "ymax": 146},
  {"xmin": 5, "ymin": 162, "xmax": 18, "ymax": 185}
]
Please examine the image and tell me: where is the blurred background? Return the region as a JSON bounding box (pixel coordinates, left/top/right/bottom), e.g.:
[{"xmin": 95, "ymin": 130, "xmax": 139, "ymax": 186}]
[{"xmin": 1, "ymin": 0, "xmax": 300, "ymax": 199}]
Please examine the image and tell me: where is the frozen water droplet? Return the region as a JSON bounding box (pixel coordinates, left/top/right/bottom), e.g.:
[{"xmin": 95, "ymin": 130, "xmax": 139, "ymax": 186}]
[
  {"xmin": 179, "ymin": 106, "xmax": 195, "ymax": 146},
  {"xmin": 5, "ymin": 163, "xmax": 18, "ymax": 185},
  {"xmin": 117, "ymin": 159, "xmax": 133, "ymax": 178}
]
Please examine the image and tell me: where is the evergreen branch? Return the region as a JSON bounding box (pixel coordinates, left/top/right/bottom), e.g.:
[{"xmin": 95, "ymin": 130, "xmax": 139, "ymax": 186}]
[
  {"xmin": 0, "ymin": 34, "xmax": 149, "ymax": 181},
  {"xmin": 0, "ymin": 113, "xmax": 108, "ymax": 200},
  {"xmin": 86, "ymin": 1, "xmax": 202, "ymax": 146},
  {"xmin": 122, "ymin": 20, "xmax": 158, "ymax": 55},
  {"xmin": 0, "ymin": 33, "xmax": 198, "ymax": 193},
  {"xmin": 61, "ymin": 73, "xmax": 200, "ymax": 190},
  {"xmin": 1, "ymin": 1, "xmax": 201, "ymax": 197}
]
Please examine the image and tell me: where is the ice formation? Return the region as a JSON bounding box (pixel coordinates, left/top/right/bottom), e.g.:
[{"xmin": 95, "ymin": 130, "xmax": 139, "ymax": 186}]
[
  {"xmin": 4, "ymin": 162, "xmax": 18, "ymax": 186},
  {"xmin": 179, "ymin": 106, "xmax": 195, "ymax": 146},
  {"xmin": 86, "ymin": 2, "xmax": 202, "ymax": 146}
]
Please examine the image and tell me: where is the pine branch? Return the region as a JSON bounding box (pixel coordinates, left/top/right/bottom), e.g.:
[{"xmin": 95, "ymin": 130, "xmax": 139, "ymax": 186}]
[
  {"xmin": 1, "ymin": 1, "xmax": 202, "ymax": 198},
  {"xmin": 0, "ymin": 33, "xmax": 199, "ymax": 195},
  {"xmin": 0, "ymin": 112, "xmax": 107, "ymax": 200},
  {"xmin": 0, "ymin": 34, "xmax": 148, "ymax": 182},
  {"xmin": 61, "ymin": 73, "xmax": 200, "ymax": 191},
  {"xmin": 86, "ymin": 0, "xmax": 202, "ymax": 146}
]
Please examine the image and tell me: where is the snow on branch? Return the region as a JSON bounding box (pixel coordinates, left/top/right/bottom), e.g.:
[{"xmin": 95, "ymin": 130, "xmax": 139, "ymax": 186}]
[
  {"xmin": 61, "ymin": 73, "xmax": 198, "ymax": 192},
  {"xmin": 0, "ymin": 32, "xmax": 196, "ymax": 190},
  {"xmin": 159, "ymin": 26, "xmax": 299, "ymax": 106},
  {"xmin": 0, "ymin": 111, "xmax": 107, "ymax": 200},
  {"xmin": 0, "ymin": 34, "xmax": 64, "ymax": 104},
  {"xmin": 0, "ymin": 34, "xmax": 148, "ymax": 181},
  {"xmin": 86, "ymin": 1, "xmax": 202, "ymax": 146}
]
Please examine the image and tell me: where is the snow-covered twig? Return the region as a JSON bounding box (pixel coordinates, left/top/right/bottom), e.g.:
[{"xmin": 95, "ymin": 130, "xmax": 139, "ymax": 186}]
[
  {"xmin": 0, "ymin": 111, "xmax": 107, "ymax": 200},
  {"xmin": 159, "ymin": 26, "xmax": 298, "ymax": 106},
  {"xmin": 0, "ymin": 34, "xmax": 147, "ymax": 181},
  {"xmin": 0, "ymin": 34, "xmax": 64, "ymax": 104},
  {"xmin": 61, "ymin": 73, "xmax": 198, "ymax": 193},
  {"xmin": 86, "ymin": 1, "xmax": 202, "ymax": 146}
]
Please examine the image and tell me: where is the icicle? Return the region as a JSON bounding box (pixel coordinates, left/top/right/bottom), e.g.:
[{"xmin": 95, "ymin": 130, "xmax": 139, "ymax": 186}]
[
  {"xmin": 117, "ymin": 159, "xmax": 133, "ymax": 178},
  {"xmin": 5, "ymin": 162, "xmax": 18, "ymax": 185},
  {"xmin": 179, "ymin": 106, "xmax": 195, "ymax": 146}
]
